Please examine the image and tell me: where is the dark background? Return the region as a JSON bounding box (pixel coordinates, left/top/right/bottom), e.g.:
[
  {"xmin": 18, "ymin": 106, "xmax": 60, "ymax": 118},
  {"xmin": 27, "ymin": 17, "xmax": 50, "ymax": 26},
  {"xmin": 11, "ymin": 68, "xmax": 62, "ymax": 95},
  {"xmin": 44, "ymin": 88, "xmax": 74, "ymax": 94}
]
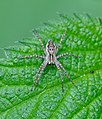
[{"xmin": 0, "ymin": 0, "xmax": 102, "ymax": 58}]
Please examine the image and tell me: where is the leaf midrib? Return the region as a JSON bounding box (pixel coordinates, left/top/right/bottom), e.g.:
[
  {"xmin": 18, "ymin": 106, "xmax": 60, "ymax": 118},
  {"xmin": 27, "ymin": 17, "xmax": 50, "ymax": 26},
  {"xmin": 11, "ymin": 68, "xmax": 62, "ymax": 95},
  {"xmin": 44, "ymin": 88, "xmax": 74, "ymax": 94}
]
[{"xmin": 0, "ymin": 69, "xmax": 101, "ymax": 116}]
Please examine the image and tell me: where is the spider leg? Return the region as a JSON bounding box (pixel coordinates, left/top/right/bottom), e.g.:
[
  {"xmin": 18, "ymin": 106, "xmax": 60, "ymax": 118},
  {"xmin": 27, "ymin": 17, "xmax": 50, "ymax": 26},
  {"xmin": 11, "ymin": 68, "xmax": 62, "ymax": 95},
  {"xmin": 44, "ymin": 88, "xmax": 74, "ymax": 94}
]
[
  {"xmin": 33, "ymin": 30, "xmax": 45, "ymax": 52},
  {"xmin": 55, "ymin": 61, "xmax": 64, "ymax": 92},
  {"xmin": 18, "ymin": 55, "xmax": 45, "ymax": 59},
  {"xmin": 57, "ymin": 61, "xmax": 77, "ymax": 88},
  {"xmin": 57, "ymin": 52, "xmax": 80, "ymax": 59},
  {"xmin": 32, "ymin": 61, "xmax": 47, "ymax": 90},
  {"xmin": 57, "ymin": 31, "xmax": 66, "ymax": 52}
]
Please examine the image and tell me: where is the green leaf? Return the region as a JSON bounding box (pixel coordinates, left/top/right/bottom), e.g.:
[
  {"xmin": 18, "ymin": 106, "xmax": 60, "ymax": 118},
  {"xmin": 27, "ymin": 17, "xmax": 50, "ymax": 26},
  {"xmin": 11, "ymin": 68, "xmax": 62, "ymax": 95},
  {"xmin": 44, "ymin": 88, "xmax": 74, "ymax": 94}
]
[{"xmin": 0, "ymin": 14, "xmax": 102, "ymax": 119}]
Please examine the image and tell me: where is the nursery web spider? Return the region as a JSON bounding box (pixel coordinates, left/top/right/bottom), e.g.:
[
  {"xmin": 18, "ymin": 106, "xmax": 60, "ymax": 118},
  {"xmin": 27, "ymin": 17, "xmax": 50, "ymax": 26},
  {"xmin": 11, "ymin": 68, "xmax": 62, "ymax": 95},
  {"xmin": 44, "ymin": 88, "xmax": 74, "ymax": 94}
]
[{"xmin": 20, "ymin": 30, "xmax": 79, "ymax": 92}]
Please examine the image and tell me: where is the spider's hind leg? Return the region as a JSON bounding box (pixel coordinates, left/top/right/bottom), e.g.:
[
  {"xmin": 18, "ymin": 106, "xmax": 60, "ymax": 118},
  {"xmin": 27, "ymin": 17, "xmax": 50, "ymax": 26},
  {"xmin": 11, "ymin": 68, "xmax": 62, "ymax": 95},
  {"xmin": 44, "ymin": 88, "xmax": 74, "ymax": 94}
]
[
  {"xmin": 55, "ymin": 61, "xmax": 64, "ymax": 92},
  {"xmin": 57, "ymin": 61, "xmax": 77, "ymax": 88},
  {"xmin": 32, "ymin": 61, "xmax": 47, "ymax": 91}
]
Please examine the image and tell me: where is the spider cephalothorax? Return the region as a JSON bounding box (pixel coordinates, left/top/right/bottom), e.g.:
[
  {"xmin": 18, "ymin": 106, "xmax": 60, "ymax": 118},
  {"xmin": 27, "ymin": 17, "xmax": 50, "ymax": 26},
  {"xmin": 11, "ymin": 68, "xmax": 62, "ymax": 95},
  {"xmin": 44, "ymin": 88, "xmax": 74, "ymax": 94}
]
[
  {"xmin": 22, "ymin": 30, "xmax": 79, "ymax": 92},
  {"xmin": 46, "ymin": 40, "xmax": 56, "ymax": 55}
]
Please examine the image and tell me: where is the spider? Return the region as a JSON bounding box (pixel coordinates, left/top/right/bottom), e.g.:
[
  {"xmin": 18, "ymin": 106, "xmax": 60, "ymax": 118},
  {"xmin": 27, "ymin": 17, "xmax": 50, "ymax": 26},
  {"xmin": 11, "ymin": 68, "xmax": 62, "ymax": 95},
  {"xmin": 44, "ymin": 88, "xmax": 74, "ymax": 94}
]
[{"xmin": 20, "ymin": 30, "xmax": 80, "ymax": 92}]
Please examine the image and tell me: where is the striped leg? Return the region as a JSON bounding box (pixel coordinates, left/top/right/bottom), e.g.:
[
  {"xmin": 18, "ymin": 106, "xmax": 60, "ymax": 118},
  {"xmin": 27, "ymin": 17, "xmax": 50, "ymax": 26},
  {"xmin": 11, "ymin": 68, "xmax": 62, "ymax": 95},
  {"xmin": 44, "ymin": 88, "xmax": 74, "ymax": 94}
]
[
  {"xmin": 18, "ymin": 55, "xmax": 45, "ymax": 59},
  {"xmin": 55, "ymin": 61, "xmax": 64, "ymax": 92},
  {"xmin": 33, "ymin": 30, "xmax": 45, "ymax": 52},
  {"xmin": 57, "ymin": 52, "xmax": 80, "ymax": 59},
  {"xmin": 32, "ymin": 61, "xmax": 47, "ymax": 90},
  {"xmin": 57, "ymin": 61, "xmax": 77, "ymax": 88},
  {"xmin": 57, "ymin": 31, "xmax": 66, "ymax": 52}
]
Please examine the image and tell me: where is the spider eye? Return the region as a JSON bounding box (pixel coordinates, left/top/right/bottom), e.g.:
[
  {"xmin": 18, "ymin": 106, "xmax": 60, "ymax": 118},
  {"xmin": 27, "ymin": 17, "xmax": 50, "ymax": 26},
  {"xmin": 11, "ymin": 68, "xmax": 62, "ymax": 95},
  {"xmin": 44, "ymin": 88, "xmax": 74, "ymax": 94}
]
[{"xmin": 49, "ymin": 48, "xmax": 53, "ymax": 51}]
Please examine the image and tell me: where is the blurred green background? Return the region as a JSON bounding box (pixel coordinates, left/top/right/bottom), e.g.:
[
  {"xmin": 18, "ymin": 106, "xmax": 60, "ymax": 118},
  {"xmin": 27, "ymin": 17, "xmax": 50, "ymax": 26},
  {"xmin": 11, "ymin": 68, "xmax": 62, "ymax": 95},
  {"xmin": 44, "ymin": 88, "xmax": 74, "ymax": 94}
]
[{"xmin": 0, "ymin": 0, "xmax": 102, "ymax": 58}]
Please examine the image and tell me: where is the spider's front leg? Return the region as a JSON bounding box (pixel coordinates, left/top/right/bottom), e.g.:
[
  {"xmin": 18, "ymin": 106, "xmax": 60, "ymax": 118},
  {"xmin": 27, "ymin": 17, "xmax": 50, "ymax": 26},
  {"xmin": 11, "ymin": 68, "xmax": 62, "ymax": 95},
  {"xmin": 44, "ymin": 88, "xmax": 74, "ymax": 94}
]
[
  {"xmin": 33, "ymin": 30, "xmax": 45, "ymax": 52},
  {"xmin": 32, "ymin": 60, "xmax": 47, "ymax": 90},
  {"xmin": 57, "ymin": 31, "xmax": 66, "ymax": 53}
]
